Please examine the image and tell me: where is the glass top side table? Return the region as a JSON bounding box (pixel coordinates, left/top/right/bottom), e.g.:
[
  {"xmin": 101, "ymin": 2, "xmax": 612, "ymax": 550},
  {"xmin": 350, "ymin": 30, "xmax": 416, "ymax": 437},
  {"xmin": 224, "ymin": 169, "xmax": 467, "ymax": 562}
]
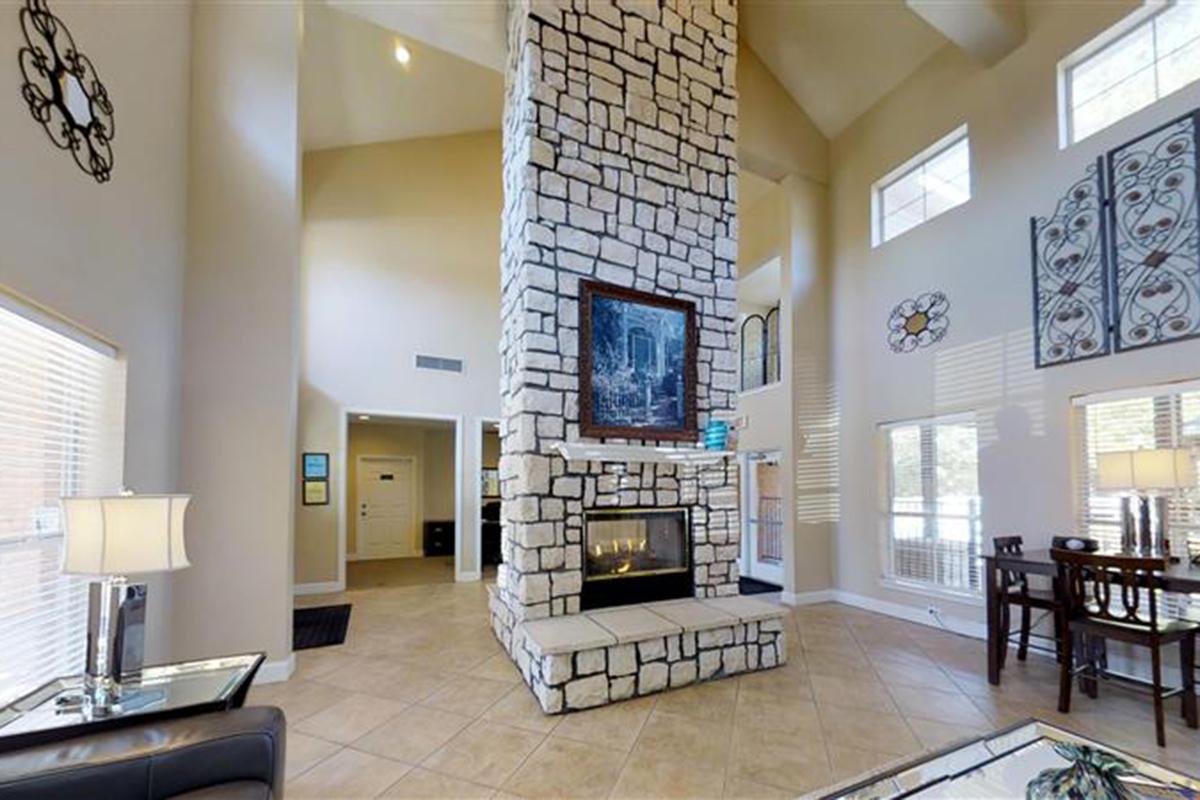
[
  {"xmin": 815, "ymin": 718, "xmax": 1200, "ymax": 799},
  {"xmin": 0, "ymin": 653, "xmax": 264, "ymax": 753}
]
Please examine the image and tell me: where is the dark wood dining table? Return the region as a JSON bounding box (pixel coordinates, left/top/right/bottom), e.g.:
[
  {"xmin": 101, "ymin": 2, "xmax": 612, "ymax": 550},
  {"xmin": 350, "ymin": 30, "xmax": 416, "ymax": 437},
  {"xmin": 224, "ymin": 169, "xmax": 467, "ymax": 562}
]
[{"xmin": 982, "ymin": 549, "xmax": 1200, "ymax": 686}]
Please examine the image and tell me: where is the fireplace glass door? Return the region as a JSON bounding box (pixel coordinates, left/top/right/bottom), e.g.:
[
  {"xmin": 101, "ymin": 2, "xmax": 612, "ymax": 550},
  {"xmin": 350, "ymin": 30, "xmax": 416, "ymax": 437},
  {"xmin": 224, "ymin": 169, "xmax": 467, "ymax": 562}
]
[{"xmin": 582, "ymin": 508, "xmax": 691, "ymax": 608}]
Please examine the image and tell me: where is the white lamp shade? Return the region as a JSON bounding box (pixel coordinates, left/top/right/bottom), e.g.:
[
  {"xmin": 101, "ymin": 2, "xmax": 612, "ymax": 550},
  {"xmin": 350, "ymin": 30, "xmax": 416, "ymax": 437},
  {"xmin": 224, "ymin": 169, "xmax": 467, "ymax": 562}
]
[
  {"xmin": 1095, "ymin": 449, "xmax": 1196, "ymax": 491},
  {"xmin": 60, "ymin": 495, "xmax": 191, "ymax": 576}
]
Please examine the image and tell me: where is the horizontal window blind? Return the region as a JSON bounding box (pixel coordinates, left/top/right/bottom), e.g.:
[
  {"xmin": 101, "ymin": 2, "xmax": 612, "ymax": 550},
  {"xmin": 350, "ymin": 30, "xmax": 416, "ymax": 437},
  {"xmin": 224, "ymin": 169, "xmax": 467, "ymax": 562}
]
[
  {"xmin": 1075, "ymin": 383, "xmax": 1200, "ymax": 621},
  {"xmin": 0, "ymin": 299, "xmax": 125, "ymax": 706},
  {"xmin": 883, "ymin": 416, "xmax": 982, "ymax": 594}
]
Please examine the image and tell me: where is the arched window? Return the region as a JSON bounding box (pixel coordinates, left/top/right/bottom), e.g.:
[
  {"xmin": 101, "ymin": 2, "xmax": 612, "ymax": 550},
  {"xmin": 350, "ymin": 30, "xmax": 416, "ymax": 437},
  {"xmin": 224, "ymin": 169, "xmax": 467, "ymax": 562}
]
[
  {"xmin": 740, "ymin": 307, "xmax": 780, "ymax": 391},
  {"xmin": 764, "ymin": 307, "xmax": 780, "ymax": 386},
  {"xmin": 740, "ymin": 314, "xmax": 765, "ymax": 391}
]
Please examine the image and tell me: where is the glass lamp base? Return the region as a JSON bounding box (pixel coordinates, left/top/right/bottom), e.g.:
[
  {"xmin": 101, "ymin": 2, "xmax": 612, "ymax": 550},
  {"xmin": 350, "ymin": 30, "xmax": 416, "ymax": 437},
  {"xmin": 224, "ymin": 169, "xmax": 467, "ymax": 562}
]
[{"xmin": 78, "ymin": 577, "xmax": 147, "ymax": 712}]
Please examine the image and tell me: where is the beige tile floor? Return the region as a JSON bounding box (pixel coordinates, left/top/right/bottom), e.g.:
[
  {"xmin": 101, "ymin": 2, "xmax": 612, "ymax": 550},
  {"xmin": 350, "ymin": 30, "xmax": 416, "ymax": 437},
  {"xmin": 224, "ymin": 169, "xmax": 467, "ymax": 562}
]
[{"xmin": 257, "ymin": 580, "xmax": 1200, "ymax": 799}]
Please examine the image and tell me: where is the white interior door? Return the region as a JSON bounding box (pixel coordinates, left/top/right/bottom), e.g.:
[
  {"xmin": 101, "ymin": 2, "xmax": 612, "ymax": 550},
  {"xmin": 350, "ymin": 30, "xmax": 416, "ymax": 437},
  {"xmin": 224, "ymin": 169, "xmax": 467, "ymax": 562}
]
[
  {"xmin": 740, "ymin": 451, "xmax": 785, "ymax": 586},
  {"xmin": 357, "ymin": 456, "xmax": 419, "ymax": 559}
]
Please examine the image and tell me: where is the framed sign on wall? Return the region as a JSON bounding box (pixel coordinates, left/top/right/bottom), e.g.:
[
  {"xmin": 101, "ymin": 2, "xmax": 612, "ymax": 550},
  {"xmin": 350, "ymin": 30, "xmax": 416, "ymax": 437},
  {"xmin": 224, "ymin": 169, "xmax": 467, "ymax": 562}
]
[{"xmin": 301, "ymin": 452, "xmax": 329, "ymax": 506}]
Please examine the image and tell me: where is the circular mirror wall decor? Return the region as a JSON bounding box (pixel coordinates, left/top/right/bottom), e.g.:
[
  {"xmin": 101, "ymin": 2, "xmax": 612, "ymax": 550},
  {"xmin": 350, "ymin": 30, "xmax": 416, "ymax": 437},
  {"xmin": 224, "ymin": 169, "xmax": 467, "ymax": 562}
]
[
  {"xmin": 887, "ymin": 291, "xmax": 950, "ymax": 353},
  {"xmin": 18, "ymin": 0, "xmax": 115, "ymax": 183}
]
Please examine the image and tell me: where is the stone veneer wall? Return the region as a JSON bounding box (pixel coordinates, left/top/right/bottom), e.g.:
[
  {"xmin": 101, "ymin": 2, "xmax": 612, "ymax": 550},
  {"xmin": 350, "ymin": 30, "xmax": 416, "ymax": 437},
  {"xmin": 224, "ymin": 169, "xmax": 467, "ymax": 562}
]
[{"xmin": 493, "ymin": 0, "xmax": 741, "ymax": 652}]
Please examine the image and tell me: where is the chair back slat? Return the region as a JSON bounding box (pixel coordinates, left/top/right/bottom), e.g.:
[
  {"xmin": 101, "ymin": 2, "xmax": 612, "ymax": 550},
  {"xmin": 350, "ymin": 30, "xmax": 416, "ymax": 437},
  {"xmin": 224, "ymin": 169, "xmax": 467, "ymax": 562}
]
[
  {"xmin": 1051, "ymin": 549, "xmax": 1167, "ymax": 631},
  {"xmin": 992, "ymin": 536, "xmax": 1029, "ymax": 594}
]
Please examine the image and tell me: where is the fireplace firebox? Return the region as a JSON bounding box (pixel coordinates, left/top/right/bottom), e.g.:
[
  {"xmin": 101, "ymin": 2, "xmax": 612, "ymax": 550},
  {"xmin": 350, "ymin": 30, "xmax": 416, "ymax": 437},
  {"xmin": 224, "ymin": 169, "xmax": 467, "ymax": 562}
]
[{"xmin": 581, "ymin": 507, "xmax": 692, "ymax": 610}]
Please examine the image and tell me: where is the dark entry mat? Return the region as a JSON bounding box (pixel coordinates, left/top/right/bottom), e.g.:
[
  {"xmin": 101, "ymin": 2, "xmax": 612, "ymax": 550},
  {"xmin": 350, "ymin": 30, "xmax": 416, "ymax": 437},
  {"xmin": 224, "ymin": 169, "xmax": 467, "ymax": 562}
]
[
  {"xmin": 739, "ymin": 576, "xmax": 781, "ymax": 595},
  {"xmin": 293, "ymin": 604, "xmax": 352, "ymax": 650}
]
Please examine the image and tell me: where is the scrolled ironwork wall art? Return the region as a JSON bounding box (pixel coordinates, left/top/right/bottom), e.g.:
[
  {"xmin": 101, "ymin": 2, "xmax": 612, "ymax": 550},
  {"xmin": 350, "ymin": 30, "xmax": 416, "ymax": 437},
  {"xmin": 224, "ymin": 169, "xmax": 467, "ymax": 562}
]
[
  {"xmin": 18, "ymin": 0, "xmax": 115, "ymax": 183},
  {"xmin": 886, "ymin": 291, "xmax": 950, "ymax": 353},
  {"xmin": 1107, "ymin": 112, "xmax": 1200, "ymax": 351},
  {"xmin": 1030, "ymin": 160, "xmax": 1112, "ymax": 367}
]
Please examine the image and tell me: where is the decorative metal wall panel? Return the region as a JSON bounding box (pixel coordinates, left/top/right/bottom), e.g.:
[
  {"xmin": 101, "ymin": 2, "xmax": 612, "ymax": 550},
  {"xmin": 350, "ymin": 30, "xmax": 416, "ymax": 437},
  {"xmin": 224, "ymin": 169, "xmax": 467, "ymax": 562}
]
[
  {"xmin": 1107, "ymin": 112, "xmax": 1200, "ymax": 352},
  {"xmin": 1030, "ymin": 160, "xmax": 1111, "ymax": 368}
]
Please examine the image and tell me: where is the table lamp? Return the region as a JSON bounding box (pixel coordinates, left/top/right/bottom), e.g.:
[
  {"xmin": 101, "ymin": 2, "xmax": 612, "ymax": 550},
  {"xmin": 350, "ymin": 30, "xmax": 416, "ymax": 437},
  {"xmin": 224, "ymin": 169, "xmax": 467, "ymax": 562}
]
[
  {"xmin": 60, "ymin": 493, "xmax": 191, "ymax": 712},
  {"xmin": 1096, "ymin": 448, "xmax": 1194, "ymax": 555}
]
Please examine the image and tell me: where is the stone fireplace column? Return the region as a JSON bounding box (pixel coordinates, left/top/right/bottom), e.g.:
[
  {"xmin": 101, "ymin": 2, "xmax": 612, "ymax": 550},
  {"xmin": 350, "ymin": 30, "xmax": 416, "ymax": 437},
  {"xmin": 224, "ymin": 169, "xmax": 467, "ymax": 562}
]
[{"xmin": 495, "ymin": 0, "xmax": 740, "ymax": 648}]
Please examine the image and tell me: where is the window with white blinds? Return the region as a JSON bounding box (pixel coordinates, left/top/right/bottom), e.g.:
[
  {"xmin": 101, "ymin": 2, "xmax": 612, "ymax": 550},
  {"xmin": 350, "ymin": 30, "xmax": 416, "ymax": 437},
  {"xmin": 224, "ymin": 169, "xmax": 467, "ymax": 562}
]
[
  {"xmin": 1074, "ymin": 381, "xmax": 1200, "ymax": 620},
  {"xmin": 883, "ymin": 415, "xmax": 982, "ymax": 595},
  {"xmin": 0, "ymin": 295, "xmax": 125, "ymax": 706}
]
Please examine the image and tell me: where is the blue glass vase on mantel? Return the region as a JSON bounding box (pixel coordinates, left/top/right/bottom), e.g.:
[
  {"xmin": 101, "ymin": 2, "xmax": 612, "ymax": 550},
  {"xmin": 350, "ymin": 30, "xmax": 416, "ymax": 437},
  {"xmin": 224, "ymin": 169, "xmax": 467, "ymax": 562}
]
[{"xmin": 703, "ymin": 420, "xmax": 728, "ymax": 451}]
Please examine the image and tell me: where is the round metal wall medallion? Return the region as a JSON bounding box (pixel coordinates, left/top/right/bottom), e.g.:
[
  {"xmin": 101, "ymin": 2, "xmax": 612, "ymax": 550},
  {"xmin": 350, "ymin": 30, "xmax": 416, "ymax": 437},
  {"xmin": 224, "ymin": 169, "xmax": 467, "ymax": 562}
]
[
  {"xmin": 18, "ymin": 0, "xmax": 115, "ymax": 183},
  {"xmin": 887, "ymin": 291, "xmax": 950, "ymax": 353}
]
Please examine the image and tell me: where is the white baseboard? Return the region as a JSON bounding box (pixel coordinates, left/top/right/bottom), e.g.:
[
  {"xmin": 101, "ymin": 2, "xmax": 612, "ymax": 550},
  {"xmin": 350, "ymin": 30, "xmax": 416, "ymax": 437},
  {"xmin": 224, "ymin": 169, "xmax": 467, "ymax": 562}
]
[
  {"xmin": 456, "ymin": 571, "xmax": 482, "ymax": 582},
  {"xmin": 779, "ymin": 589, "xmax": 836, "ymax": 606},
  {"xmin": 294, "ymin": 581, "xmax": 343, "ymax": 596},
  {"xmin": 833, "ymin": 590, "xmax": 986, "ymax": 639},
  {"xmin": 254, "ymin": 653, "xmax": 295, "ymax": 685}
]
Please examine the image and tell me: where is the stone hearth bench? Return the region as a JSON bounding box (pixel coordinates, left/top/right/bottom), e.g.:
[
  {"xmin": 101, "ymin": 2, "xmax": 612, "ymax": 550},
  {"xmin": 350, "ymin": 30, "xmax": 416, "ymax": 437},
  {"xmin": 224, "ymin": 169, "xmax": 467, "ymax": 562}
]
[{"xmin": 490, "ymin": 591, "xmax": 789, "ymax": 713}]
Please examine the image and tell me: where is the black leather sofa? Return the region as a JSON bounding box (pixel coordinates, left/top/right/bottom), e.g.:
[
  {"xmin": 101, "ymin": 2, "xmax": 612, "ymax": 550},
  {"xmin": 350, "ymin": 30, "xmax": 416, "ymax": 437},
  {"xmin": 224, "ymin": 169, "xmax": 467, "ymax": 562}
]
[{"xmin": 0, "ymin": 706, "xmax": 285, "ymax": 800}]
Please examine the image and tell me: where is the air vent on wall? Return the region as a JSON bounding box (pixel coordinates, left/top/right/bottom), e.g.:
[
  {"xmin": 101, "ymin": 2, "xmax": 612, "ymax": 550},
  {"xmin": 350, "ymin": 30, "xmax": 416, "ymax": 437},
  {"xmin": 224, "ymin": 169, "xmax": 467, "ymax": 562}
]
[{"xmin": 415, "ymin": 354, "xmax": 464, "ymax": 374}]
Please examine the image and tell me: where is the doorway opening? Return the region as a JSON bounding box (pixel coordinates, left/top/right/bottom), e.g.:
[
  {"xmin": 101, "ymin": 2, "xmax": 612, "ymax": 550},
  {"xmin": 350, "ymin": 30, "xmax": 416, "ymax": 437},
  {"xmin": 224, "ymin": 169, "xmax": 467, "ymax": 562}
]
[
  {"xmin": 345, "ymin": 414, "xmax": 460, "ymax": 589},
  {"xmin": 740, "ymin": 450, "xmax": 785, "ymax": 591},
  {"xmin": 478, "ymin": 419, "xmax": 502, "ymax": 573}
]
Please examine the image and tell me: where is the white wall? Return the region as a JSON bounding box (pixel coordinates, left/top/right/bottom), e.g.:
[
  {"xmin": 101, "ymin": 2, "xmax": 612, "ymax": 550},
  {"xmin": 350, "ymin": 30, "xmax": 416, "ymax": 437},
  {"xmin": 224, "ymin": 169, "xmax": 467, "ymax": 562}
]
[
  {"xmin": 296, "ymin": 131, "xmax": 503, "ymax": 585},
  {"xmin": 174, "ymin": 0, "xmax": 301, "ymax": 674},
  {"xmin": 0, "ymin": 1, "xmax": 191, "ymax": 660},
  {"xmin": 830, "ymin": 1, "xmax": 1200, "ymax": 621}
]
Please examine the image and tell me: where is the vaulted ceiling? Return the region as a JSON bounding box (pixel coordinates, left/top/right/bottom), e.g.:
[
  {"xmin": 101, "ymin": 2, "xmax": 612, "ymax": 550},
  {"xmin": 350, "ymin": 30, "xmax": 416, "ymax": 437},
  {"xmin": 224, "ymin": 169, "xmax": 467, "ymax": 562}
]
[
  {"xmin": 302, "ymin": 0, "xmax": 1025, "ymax": 151},
  {"xmin": 739, "ymin": 0, "xmax": 947, "ymax": 138},
  {"xmin": 301, "ymin": 1, "xmax": 503, "ymax": 152}
]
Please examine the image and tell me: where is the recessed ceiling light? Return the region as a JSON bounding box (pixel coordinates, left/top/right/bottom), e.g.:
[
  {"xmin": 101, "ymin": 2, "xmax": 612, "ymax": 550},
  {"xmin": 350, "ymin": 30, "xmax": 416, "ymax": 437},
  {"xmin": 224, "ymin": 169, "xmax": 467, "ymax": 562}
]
[
  {"xmin": 393, "ymin": 41, "xmax": 411, "ymax": 66},
  {"xmin": 358, "ymin": 414, "xmax": 371, "ymax": 421}
]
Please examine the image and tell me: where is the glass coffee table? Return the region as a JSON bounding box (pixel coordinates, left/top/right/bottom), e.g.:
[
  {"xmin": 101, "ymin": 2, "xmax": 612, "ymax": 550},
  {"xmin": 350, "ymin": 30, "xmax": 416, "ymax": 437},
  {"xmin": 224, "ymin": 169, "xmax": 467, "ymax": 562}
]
[
  {"xmin": 816, "ymin": 719, "xmax": 1200, "ymax": 799},
  {"xmin": 0, "ymin": 653, "xmax": 264, "ymax": 753}
]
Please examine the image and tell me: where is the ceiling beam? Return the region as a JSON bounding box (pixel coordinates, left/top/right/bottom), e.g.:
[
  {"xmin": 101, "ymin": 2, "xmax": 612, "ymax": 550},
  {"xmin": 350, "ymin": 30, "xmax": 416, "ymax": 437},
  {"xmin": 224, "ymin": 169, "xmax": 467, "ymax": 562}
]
[{"xmin": 906, "ymin": 0, "xmax": 1025, "ymax": 66}]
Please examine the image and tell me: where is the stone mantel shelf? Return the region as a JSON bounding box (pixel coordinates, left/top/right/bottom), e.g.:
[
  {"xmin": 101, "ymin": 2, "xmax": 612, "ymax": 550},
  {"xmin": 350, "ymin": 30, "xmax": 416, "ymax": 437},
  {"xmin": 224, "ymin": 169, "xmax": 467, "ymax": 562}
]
[{"xmin": 551, "ymin": 441, "xmax": 735, "ymax": 465}]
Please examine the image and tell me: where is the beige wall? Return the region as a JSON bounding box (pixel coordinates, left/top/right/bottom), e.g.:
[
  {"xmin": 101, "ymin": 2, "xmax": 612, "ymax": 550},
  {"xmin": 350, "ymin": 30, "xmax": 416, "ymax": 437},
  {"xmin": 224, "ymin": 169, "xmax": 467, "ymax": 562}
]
[
  {"xmin": 0, "ymin": 1, "xmax": 191, "ymax": 660},
  {"xmin": 736, "ymin": 184, "xmax": 788, "ymax": 459},
  {"xmin": 735, "ymin": 171, "xmax": 835, "ymax": 596},
  {"xmin": 830, "ymin": 2, "xmax": 1200, "ymax": 621},
  {"xmin": 174, "ymin": 0, "xmax": 301, "ymax": 671},
  {"xmin": 734, "ymin": 52, "xmax": 835, "ymax": 595},
  {"xmin": 738, "ymin": 41, "xmax": 828, "ymax": 184},
  {"xmin": 297, "ymin": 131, "xmax": 503, "ymax": 585},
  {"xmin": 346, "ymin": 422, "xmax": 455, "ymax": 555},
  {"xmin": 786, "ymin": 176, "xmax": 835, "ymax": 595}
]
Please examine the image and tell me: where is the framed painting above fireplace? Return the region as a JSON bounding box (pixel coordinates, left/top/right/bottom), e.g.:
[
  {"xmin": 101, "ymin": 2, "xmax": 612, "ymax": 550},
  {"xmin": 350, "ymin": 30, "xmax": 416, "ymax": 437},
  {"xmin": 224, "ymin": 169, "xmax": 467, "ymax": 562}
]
[{"xmin": 579, "ymin": 280, "xmax": 698, "ymax": 441}]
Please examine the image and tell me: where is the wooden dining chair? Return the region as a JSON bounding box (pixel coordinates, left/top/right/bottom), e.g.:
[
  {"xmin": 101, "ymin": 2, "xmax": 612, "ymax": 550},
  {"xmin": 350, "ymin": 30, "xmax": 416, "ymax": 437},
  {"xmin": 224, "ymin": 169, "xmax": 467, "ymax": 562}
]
[
  {"xmin": 1053, "ymin": 549, "xmax": 1199, "ymax": 747},
  {"xmin": 993, "ymin": 536, "xmax": 1062, "ymax": 669}
]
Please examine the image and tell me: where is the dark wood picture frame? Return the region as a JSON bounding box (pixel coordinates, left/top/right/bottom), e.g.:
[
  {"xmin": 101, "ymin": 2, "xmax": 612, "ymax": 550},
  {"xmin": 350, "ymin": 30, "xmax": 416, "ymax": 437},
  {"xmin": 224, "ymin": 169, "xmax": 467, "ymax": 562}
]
[{"xmin": 579, "ymin": 280, "xmax": 698, "ymax": 441}]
